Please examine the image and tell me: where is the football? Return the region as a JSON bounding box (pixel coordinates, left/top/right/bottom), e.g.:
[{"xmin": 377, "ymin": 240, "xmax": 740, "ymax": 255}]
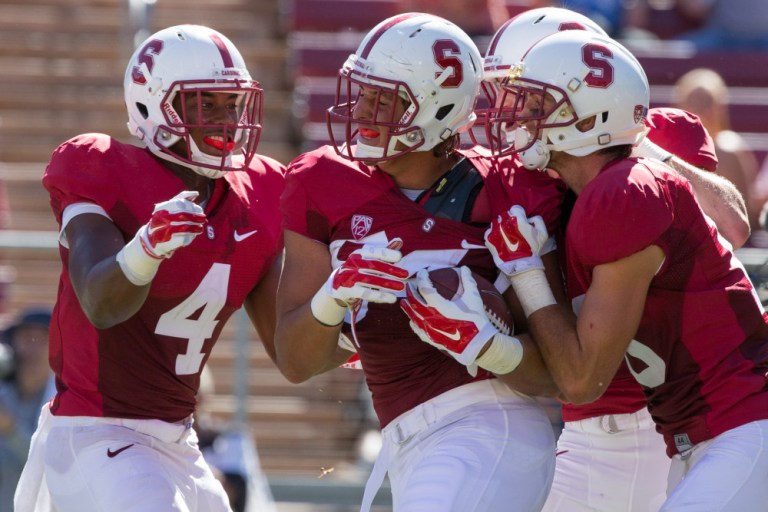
[{"xmin": 426, "ymin": 267, "xmax": 513, "ymax": 335}]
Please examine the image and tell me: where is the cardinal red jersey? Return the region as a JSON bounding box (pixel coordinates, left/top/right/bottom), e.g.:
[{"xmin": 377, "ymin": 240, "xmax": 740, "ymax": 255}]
[
  {"xmin": 564, "ymin": 156, "xmax": 768, "ymax": 456},
  {"xmin": 43, "ymin": 133, "xmax": 285, "ymax": 422},
  {"xmin": 282, "ymin": 145, "xmax": 565, "ymax": 426}
]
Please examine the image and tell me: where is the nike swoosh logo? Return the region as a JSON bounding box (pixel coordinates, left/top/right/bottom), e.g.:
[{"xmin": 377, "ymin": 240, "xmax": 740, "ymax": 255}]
[
  {"xmin": 555, "ymin": 450, "xmax": 569, "ymax": 457},
  {"xmin": 500, "ymin": 230, "xmax": 520, "ymax": 252},
  {"xmin": 107, "ymin": 444, "xmax": 134, "ymax": 458},
  {"xmin": 233, "ymin": 229, "xmax": 258, "ymax": 242},
  {"xmin": 432, "ymin": 327, "xmax": 462, "ymax": 341}
]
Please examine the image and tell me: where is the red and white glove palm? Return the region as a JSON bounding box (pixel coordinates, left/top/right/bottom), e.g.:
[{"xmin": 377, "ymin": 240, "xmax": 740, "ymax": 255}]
[
  {"xmin": 311, "ymin": 244, "xmax": 409, "ymax": 326},
  {"xmin": 139, "ymin": 191, "xmax": 206, "ymax": 259},
  {"xmin": 485, "ymin": 205, "xmax": 549, "ymax": 279},
  {"xmin": 401, "ymin": 266, "xmax": 498, "ymax": 371},
  {"xmin": 116, "ymin": 190, "xmax": 206, "ymax": 285},
  {"xmin": 485, "ymin": 205, "xmax": 557, "ymax": 317}
]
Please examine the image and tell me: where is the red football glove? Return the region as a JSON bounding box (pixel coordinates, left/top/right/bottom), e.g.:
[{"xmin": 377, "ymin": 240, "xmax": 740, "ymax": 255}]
[
  {"xmin": 401, "ymin": 267, "xmax": 498, "ymax": 370},
  {"xmin": 485, "ymin": 205, "xmax": 549, "ymax": 278},
  {"xmin": 311, "ymin": 244, "xmax": 409, "ymax": 326}
]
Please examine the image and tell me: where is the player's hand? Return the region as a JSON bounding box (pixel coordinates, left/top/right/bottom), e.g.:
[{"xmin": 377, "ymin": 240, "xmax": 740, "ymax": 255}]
[
  {"xmin": 138, "ymin": 191, "xmax": 206, "ymax": 259},
  {"xmin": 116, "ymin": 190, "xmax": 206, "ymax": 286},
  {"xmin": 311, "ymin": 243, "xmax": 409, "ymax": 326},
  {"xmin": 401, "ymin": 266, "xmax": 497, "ymax": 370},
  {"xmin": 485, "ymin": 205, "xmax": 549, "ymax": 278},
  {"xmin": 326, "ymin": 245, "xmax": 409, "ymax": 305}
]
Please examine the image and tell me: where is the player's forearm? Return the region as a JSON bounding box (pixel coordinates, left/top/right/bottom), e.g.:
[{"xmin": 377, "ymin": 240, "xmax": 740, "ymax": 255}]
[
  {"xmin": 73, "ymin": 259, "xmax": 150, "ymax": 329},
  {"xmin": 493, "ymin": 333, "xmax": 560, "ymax": 397},
  {"xmin": 669, "ymin": 156, "xmax": 750, "ymax": 248},
  {"xmin": 274, "ymin": 306, "xmax": 346, "ymax": 383},
  {"xmin": 526, "ymin": 305, "xmax": 609, "ymax": 404}
]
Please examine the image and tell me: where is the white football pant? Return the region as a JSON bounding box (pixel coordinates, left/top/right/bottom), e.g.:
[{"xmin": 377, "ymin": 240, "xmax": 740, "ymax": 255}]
[
  {"xmin": 15, "ymin": 405, "xmax": 232, "ymax": 512},
  {"xmin": 662, "ymin": 419, "xmax": 768, "ymax": 511},
  {"xmin": 361, "ymin": 379, "xmax": 556, "ymax": 512},
  {"xmin": 542, "ymin": 407, "xmax": 669, "ymax": 512}
]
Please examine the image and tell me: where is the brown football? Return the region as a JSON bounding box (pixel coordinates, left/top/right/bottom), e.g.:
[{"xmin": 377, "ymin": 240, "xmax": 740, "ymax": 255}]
[{"xmin": 426, "ymin": 267, "xmax": 513, "ymax": 335}]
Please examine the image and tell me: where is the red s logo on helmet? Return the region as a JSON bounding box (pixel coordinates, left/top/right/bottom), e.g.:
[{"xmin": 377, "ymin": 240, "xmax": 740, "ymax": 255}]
[
  {"xmin": 131, "ymin": 40, "xmax": 164, "ymax": 85},
  {"xmin": 582, "ymin": 43, "xmax": 614, "ymax": 88}
]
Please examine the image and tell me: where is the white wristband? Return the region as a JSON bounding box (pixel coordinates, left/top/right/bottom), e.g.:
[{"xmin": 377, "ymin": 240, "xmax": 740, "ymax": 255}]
[
  {"xmin": 310, "ymin": 287, "xmax": 347, "ymax": 327},
  {"xmin": 635, "ymin": 137, "xmax": 672, "ymax": 163},
  {"xmin": 509, "ymin": 269, "xmax": 557, "ymax": 317},
  {"xmin": 115, "ymin": 228, "xmax": 162, "ymax": 286},
  {"xmin": 476, "ymin": 333, "xmax": 523, "ymax": 375}
]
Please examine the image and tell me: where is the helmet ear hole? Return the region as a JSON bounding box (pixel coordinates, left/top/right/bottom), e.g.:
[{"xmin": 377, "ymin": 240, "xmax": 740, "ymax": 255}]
[
  {"xmin": 136, "ymin": 103, "xmax": 149, "ymax": 120},
  {"xmin": 436, "ymin": 104, "xmax": 454, "ymax": 121}
]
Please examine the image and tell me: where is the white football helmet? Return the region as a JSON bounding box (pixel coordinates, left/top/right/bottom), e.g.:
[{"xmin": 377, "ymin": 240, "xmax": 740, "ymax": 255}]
[
  {"xmin": 480, "ymin": 7, "xmax": 607, "ymax": 156},
  {"xmin": 498, "ymin": 30, "xmax": 649, "ymax": 170},
  {"xmin": 327, "ymin": 13, "xmax": 483, "ymax": 161},
  {"xmin": 124, "ymin": 25, "xmax": 262, "ymax": 179}
]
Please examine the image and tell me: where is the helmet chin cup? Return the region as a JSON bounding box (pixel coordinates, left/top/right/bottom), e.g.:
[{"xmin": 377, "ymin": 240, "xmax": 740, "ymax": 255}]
[
  {"xmin": 514, "ymin": 127, "xmax": 550, "ymax": 171},
  {"xmin": 520, "ymin": 141, "xmax": 550, "ymax": 171}
]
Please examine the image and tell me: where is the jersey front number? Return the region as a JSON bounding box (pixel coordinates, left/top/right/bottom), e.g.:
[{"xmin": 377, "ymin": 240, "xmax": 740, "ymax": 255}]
[{"xmin": 155, "ymin": 263, "xmax": 230, "ymax": 375}]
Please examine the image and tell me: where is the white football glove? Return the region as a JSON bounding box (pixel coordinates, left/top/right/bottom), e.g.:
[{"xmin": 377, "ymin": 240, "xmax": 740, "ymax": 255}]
[
  {"xmin": 311, "ymin": 244, "xmax": 409, "ymax": 326},
  {"xmin": 117, "ymin": 190, "xmax": 206, "ymax": 285},
  {"xmin": 484, "ymin": 205, "xmax": 557, "ymax": 317},
  {"xmin": 401, "ymin": 266, "xmax": 522, "ymax": 375},
  {"xmin": 485, "ymin": 205, "xmax": 549, "ymax": 278}
]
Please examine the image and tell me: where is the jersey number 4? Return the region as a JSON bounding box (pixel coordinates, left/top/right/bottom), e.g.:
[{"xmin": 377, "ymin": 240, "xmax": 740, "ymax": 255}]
[{"xmin": 155, "ymin": 263, "xmax": 230, "ymax": 375}]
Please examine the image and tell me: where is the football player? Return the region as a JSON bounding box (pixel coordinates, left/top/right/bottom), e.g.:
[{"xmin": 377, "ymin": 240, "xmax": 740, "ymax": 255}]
[
  {"xmin": 15, "ymin": 25, "xmax": 284, "ymax": 512},
  {"xmin": 485, "ymin": 29, "xmax": 768, "ymax": 511},
  {"xmin": 276, "ymin": 12, "xmax": 566, "ymax": 512},
  {"xmin": 479, "ymin": 8, "xmax": 750, "ymax": 512}
]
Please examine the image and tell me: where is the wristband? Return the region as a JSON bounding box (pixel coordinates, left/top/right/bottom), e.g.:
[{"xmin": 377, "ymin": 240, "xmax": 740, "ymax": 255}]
[
  {"xmin": 509, "ymin": 269, "xmax": 557, "ymax": 317},
  {"xmin": 310, "ymin": 287, "xmax": 347, "ymax": 327},
  {"xmin": 635, "ymin": 137, "xmax": 672, "ymax": 163},
  {"xmin": 115, "ymin": 228, "xmax": 162, "ymax": 286},
  {"xmin": 476, "ymin": 333, "xmax": 524, "ymax": 375}
]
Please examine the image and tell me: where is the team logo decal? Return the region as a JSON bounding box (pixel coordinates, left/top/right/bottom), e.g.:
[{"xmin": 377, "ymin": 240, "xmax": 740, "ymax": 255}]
[
  {"xmin": 351, "ymin": 215, "xmax": 373, "ymax": 240},
  {"xmin": 206, "ymin": 225, "xmax": 215, "ymax": 240},
  {"xmin": 634, "ymin": 105, "xmax": 647, "ymax": 124},
  {"xmin": 422, "ymin": 218, "xmax": 435, "ymax": 232}
]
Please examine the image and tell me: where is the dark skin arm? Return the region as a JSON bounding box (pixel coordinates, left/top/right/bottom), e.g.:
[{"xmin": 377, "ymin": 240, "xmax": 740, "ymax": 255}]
[
  {"xmin": 65, "ymin": 213, "xmax": 150, "ymax": 329},
  {"xmin": 242, "ymin": 252, "xmax": 283, "ymax": 364}
]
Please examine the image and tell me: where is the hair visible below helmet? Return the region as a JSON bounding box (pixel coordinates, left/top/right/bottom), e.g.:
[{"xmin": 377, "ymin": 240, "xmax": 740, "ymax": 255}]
[
  {"xmin": 327, "ymin": 13, "xmax": 483, "ymax": 161},
  {"xmin": 124, "ymin": 25, "xmax": 263, "ymax": 178},
  {"xmin": 501, "ymin": 30, "xmax": 649, "ymax": 170},
  {"xmin": 480, "ymin": 7, "xmax": 607, "ymax": 155}
]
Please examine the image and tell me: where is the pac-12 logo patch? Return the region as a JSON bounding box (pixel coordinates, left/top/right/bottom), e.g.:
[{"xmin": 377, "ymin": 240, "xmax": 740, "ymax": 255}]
[
  {"xmin": 634, "ymin": 105, "xmax": 647, "ymax": 124},
  {"xmin": 351, "ymin": 215, "xmax": 373, "ymax": 240}
]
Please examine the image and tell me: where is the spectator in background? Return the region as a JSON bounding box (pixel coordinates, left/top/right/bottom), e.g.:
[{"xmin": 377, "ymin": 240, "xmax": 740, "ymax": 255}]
[
  {"xmin": 398, "ymin": 0, "xmax": 511, "ymax": 37},
  {"xmin": 755, "ymin": 156, "xmax": 768, "ymax": 237},
  {"xmin": 549, "ymin": 0, "xmax": 656, "ymax": 40},
  {"xmin": 676, "ymin": 0, "xmax": 768, "ymax": 51},
  {"xmin": 0, "ymin": 308, "xmax": 54, "ymax": 512},
  {"xmin": 673, "ymin": 68, "xmax": 762, "ymax": 244},
  {"xmin": 0, "ymin": 166, "xmax": 13, "ymax": 318}
]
